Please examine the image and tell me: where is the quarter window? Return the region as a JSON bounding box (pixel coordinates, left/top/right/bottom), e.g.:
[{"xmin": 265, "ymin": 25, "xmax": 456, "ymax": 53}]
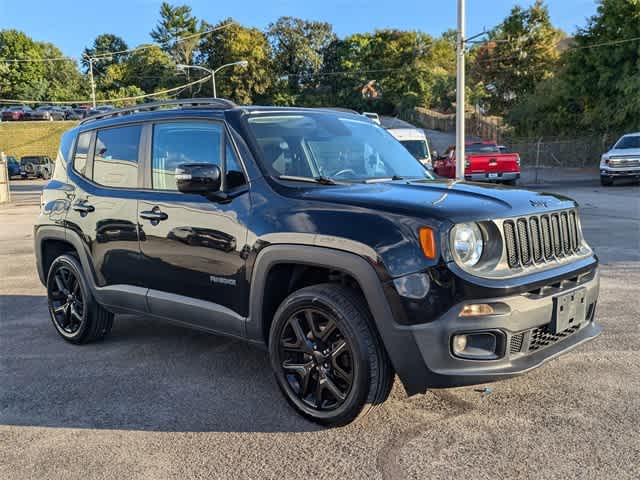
[
  {"xmin": 73, "ymin": 132, "xmax": 91, "ymax": 176},
  {"xmin": 152, "ymin": 122, "xmax": 222, "ymax": 191},
  {"xmin": 93, "ymin": 125, "xmax": 141, "ymax": 188}
]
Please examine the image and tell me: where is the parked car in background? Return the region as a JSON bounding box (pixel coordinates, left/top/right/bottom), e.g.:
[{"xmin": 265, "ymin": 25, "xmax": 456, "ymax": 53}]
[
  {"xmin": 387, "ymin": 128, "xmax": 434, "ymax": 168},
  {"xmin": 434, "ymin": 141, "xmax": 521, "ymax": 184},
  {"xmin": 27, "ymin": 106, "xmax": 66, "ymax": 121},
  {"xmin": 600, "ymin": 132, "xmax": 640, "ymax": 186},
  {"xmin": 65, "ymin": 108, "xmax": 87, "ymax": 120},
  {"xmin": 2, "ymin": 105, "xmax": 32, "ymax": 121},
  {"xmin": 20, "ymin": 155, "xmax": 54, "ymax": 179},
  {"xmin": 361, "ymin": 112, "xmax": 381, "ymax": 125},
  {"xmin": 5, "ymin": 156, "xmax": 22, "ymax": 178}
]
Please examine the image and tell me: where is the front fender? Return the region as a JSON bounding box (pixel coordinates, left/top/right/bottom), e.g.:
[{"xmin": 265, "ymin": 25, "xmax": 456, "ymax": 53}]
[{"xmin": 246, "ymin": 244, "xmax": 431, "ymax": 395}]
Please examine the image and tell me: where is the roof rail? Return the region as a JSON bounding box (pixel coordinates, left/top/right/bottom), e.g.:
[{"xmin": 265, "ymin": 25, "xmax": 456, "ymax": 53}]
[{"xmin": 80, "ymin": 98, "xmax": 237, "ymax": 125}]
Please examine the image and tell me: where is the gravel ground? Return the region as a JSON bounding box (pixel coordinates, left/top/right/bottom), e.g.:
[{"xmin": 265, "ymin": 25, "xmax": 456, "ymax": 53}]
[{"xmin": 0, "ymin": 180, "xmax": 638, "ymax": 480}]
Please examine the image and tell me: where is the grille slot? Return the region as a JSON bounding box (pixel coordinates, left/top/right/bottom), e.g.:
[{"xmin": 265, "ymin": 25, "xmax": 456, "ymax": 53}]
[
  {"xmin": 528, "ymin": 323, "xmax": 581, "ymax": 352},
  {"xmin": 510, "ymin": 333, "xmax": 524, "ymax": 354},
  {"xmin": 501, "ymin": 210, "xmax": 581, "ymax": 269},
  {"xmin": 529, "ymin": 217, "xmax": 542, "ymax": 262},
  {"xmin": 504, "ymin": 221, "xmax": 519, "ymax": 268},
  {"xmin": 517, "ymin": 219, "xmax": 531, "ymax": 265}
]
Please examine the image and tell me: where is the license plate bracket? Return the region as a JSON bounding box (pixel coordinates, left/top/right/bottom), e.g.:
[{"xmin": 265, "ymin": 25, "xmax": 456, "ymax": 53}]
[{"xmin": 551, "ymin": 288, "xmax": 587, "ymax": 334}]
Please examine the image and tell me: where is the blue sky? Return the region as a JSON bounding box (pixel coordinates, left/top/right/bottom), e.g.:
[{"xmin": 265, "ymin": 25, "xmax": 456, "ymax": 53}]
[{"xmin": 1, "ymin": 0, "xmax": 598, "ymax": 59}]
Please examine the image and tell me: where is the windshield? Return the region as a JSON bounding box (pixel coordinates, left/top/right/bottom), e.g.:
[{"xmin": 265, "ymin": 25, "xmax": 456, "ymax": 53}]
[
  {"xmin": 466, "ymin": 143, "xmax": 500, "ymax": 153},
  {"xmin": 400, "ymin": 140, "xmax": 429, "ymax": 160},
  {"xmin": 614, "ymin": 135, "xmax": 640, "ymax": 149},
  {"xmin": 246, "ymin": 112, "xmax": 433, "ymax": 181}
]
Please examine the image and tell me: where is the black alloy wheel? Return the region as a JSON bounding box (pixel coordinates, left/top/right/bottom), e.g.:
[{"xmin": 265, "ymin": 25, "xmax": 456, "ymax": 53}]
[
  {"xmin": 278, "ymin": 307, "xmax": 354, "ymax": 411},
  {"xmin": 48, "ymin": 264, "xmax": 86, "ymax": 336},
  {"xmin": 269, "ymin": 284, "xmax": 394, "ymax": 426},
  {"xmin": 46, "ymin": 254, "xmax": 114, "ymax": 344}
]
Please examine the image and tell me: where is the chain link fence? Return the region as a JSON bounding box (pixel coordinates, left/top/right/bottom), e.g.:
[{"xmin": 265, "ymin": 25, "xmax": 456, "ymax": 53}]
[{"xmin": 503, "ymin": 133, "xmax": 623, "ymax": 169}]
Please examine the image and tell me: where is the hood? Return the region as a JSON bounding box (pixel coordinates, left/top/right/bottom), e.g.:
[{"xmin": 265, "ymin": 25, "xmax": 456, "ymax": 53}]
[
  {"xmin": 296, "ymin": 179, "xmax": 576, "ymax": 223},
  {"xmin": 606, "ymin": 148, "xmax": 640, "ymax": 158}
]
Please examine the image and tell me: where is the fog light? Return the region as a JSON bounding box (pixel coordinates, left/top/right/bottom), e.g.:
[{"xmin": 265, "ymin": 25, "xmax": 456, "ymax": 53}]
[
  {"xmin": 451, "ymin": 332, "xmax": 500, "ymax": 359},
  {"xmin": 452, "ymin": 334, "xmax": 468, "ymax": 354},
  {"xmin": 460, "ymin": 303, "xmax": 495, "ymax": 317}
]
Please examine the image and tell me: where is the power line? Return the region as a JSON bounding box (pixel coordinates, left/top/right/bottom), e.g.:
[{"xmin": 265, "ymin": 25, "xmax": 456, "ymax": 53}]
[
  {"xmin": 0, "ymin": 22, "xmax": 235, "ymax": 63},
  {"xmin": 0, "ymin": 75, "xmax": 212, "ymax": 105},
  {"xmin": 90, "ymin": 22, "xmax": 235, "ymax": 59}
]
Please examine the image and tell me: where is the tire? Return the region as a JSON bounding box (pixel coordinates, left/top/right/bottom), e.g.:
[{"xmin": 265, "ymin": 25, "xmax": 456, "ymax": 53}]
[
  {"xmin": 46, "ymin": 254, "xmax": 113, "ymax": 344},
  {"xmin": 269, "ymin": 283, "xmax": 394, "ymax": 427},
  {"xmin": 503, "ymin": 179, "xmax": 517, "ymax": 186},
  {"xmin": 23, "ymin": 162, "xmax": 35, "ymax": 175},
  {"xmin": 41, "ymin": 168, "xmax": 50, "ymax": 180},
  {"xmin": 600, "ymin": 176, "xmax": 613, "ymax": 186}
]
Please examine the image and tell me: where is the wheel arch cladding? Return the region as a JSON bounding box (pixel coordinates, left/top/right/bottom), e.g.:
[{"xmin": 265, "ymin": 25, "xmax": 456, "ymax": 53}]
[{"xmin": 247, "ymin": 244, "xmax": 431, "ymax": 395}]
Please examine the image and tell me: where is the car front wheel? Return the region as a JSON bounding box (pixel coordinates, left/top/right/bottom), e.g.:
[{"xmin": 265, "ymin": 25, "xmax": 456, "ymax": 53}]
[{"xmin": 269, "ymin": 283, "xmax": 394, "ymax": 427}]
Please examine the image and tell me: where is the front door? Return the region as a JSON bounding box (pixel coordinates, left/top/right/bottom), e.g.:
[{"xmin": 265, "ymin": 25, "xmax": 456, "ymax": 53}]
[{"xmin": 136, "ymin": 120, "xmax": 250, "ymax": 335}]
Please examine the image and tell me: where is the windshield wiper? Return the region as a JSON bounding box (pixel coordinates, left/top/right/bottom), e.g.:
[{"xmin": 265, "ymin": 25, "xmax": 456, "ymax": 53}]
[
  {"xmin": 362, "ymin": 175, "xmax": 407, "ymax": 183},
  {"xmin": 277, "ymin": 175, "xmax": 340, "ymax": 185}
]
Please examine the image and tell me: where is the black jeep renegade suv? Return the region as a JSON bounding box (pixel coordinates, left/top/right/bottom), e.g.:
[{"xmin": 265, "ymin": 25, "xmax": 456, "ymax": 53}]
[{"xmin": 35, "ymin": 99, "xmax": 601, "ymax": 426}]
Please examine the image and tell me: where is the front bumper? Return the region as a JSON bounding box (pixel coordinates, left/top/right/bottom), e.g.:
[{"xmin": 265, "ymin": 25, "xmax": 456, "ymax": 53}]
[
  {"xmin": 600, "ymin": 167, "xmax": 640, "ymax": 178},
  {"xmin": 465, "ymin": 172, "xmax": 520, "ymax": 181},
  {"xmin": 404, "ymin": 267, "xmax": 600, "ymax": 389}
]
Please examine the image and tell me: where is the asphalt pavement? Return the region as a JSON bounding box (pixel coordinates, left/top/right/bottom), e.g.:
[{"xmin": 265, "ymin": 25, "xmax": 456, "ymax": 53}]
[{"xmin": 1, "ymin": 179, "xmax": 639, "ymax": 479}]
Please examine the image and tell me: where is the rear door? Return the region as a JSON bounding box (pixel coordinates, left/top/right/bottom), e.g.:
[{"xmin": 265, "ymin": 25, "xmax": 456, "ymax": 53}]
[
  {"xmin": 136, "ymin": 119, "xmax": 251, "ymax": 336},
  {"xmin": 65, "ymin": 125, "xmax": 146, "ymax": 294}
]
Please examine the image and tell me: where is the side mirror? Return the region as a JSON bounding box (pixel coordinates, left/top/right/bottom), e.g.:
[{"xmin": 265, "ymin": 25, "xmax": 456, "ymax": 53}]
[{"xmin": 176, "ymin": 163, "xmax": 221, "ymax": 194}]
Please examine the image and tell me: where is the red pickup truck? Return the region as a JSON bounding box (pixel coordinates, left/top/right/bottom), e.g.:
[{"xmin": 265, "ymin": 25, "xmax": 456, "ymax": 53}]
[{"xmin": 433, "ymin": 141, "xmax": 520, "ymax": 184}]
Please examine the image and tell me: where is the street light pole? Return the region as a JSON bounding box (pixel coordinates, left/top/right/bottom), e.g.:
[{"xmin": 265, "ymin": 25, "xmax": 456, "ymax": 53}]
[
  {"xmin": 455, "ymin": 0, "xmax": 466, "ymax": 181},
  {"xmin": 177, "ymin": 61, "xmax": 248, "ymax": 98}
]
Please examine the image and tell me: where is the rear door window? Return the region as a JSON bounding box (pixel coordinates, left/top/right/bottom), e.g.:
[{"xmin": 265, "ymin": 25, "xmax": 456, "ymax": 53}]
[{"xmin": 93, "ymin": 125, "xmax": 141, "ymax": 188}]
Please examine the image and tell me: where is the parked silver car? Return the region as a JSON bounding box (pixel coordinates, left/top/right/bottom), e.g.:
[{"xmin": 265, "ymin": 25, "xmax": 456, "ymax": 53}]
[
  {"xmin": 28, "ymin": 106, "xmax": 66, "ymax": 121},
  {"xmin": 600, "ymin": 132, "xmax": 640, "ymax": 186}
]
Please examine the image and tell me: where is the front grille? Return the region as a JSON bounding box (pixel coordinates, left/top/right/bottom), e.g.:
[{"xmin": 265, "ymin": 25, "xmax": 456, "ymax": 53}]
[
  {"xmin": 609, "ymin": 157, "xmax": 640, "ymax": 168},
  {"xmin": 502, "ymin": 210, "xmax": 581, "ymax": 269},
  {"xmin": 529, "ymin": 323, "xmax": 581, "ymax": 352}
]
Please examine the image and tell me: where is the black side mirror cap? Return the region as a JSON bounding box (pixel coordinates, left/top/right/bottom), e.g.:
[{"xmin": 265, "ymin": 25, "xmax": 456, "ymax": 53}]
[{"xmin": 176, "ymin": 163, "xmax": 221, "ymax": 194}]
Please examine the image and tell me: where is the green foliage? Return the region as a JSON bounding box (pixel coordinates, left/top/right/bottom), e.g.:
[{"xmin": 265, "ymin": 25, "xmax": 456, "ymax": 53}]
[
  {"xmin": 267, "ymin": 17, "xmax": 336, "ymax": 93},
  {"xmin": 470, "ymin": 0, "xmax": 563, "ymax": 115},
  {"xmin": 0, "ymin": 29, "xmax": 86, "ymax": 102},
  {"xmin": 198, "ymin": 19, "xmax": 272, "ymax": 104},
  {"xmin": 81, "ymin": 34, "xmax": 128, "ymax": 76},
  {"xmin": 509, "ymin": 0, "xmax": 640, "ymax": 135},
  {"xmin": 150, "ymin": 2, "xmax": 203, "ymax": 65}
]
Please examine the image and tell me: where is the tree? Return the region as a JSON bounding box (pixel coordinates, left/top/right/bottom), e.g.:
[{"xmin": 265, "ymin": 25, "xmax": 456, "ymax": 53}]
[
  {"xmin": 197, "ymin": 19, "xmax": 272, "ymax": 103},
  {"xmin": 82, "ymin": 34, "xmax": 129, "ymax": 76},
  {"xmin": 470, "ymin": 0, "xmax": 563, "ymax": 115},
  {"xmin": 39, "ymin": 42, "xmax": 87, "ymax": 101},
  {"xmin": 509, "ymin": 0, "xmax": 640, "ymax": 136},
  {"xmin": 0, "ymin": 29, "xmax": 47, "ymax": 100},
  {"xmin": 267, "ymin": 17, "xmax": 336, "ymax": 92},
  {"xmin": 122, "ymin": 45, "xmax": 174, "ymax": 94},
  {"xmin": 150, "ymin": 2, "xmax": 203, "ymax": 65}
]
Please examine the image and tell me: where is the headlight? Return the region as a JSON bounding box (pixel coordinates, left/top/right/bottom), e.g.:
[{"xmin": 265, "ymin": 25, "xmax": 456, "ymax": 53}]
[{"xmin": 451, "ymin": 223, "xmax": 484, "ymax": 267}]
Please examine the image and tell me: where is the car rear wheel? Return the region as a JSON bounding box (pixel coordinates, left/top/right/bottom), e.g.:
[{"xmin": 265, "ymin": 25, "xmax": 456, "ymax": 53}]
[
  {"xmin": 269, "ymin": 283, "xmax": 394, "ymax": 427},
  {"xmin": 46, "ymin": 254, "xmax": 113, "ymax": 344}
]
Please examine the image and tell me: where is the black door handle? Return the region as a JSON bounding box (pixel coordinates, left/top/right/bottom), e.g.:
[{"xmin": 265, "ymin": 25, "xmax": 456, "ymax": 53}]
[
  {"xmin": 140, "ymin": 209, "xmax": 168, "ymax": 222},
  {"xmin": 73, "ymin": 203, "xmax": 94, "ymax": 213}
]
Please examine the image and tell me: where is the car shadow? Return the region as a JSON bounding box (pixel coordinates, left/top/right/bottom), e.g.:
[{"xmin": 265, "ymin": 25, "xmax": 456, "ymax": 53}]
[{"xmin": 0, "ymin": 294, "xmax": 322, "ymax": 433}]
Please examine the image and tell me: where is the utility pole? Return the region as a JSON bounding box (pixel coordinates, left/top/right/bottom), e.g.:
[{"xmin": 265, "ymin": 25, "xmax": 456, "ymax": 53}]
[
  {"xmin": 176, "ymin": 61, "xmax": 248, "ymax": 99},
  {"xmin": 455, "ymin": 0, "xmax": 466, "ymax": 181},
  {"xmin": 86, "ymin": 55, "xmax": 96, "ymax": 108}
]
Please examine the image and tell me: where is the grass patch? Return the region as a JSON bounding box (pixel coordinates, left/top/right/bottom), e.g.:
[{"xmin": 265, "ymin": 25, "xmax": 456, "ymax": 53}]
[{"xmin": 0, "ymin": 121, "xmax": 79, "ymax": 160}]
